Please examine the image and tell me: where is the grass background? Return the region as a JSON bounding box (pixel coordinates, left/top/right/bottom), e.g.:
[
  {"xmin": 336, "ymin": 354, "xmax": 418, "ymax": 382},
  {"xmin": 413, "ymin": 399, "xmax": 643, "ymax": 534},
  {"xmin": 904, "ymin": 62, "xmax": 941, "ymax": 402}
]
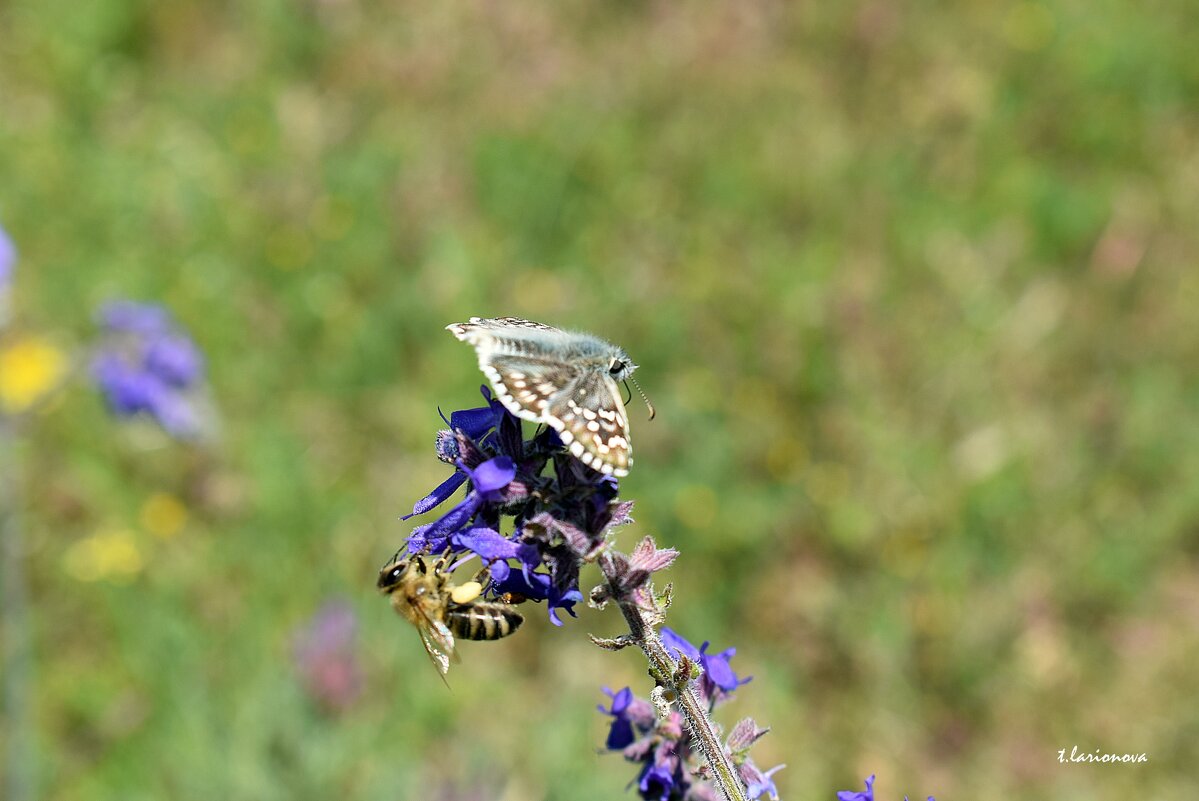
[{"xmin": 3, "ymin": 1, "xmax": 1199, "ymax": 799}]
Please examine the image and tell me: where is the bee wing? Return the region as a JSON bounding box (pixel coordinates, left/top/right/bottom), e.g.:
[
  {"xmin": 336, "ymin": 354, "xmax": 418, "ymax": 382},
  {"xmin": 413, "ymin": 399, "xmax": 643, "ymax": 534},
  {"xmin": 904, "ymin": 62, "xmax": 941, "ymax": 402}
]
[
  {"xmin": 416, "ymin": 620, "xmax": 458, "ymax": 678},
  {"xmin": 411, "ymin": 600, "xmax": 459, "ymax": 677}
]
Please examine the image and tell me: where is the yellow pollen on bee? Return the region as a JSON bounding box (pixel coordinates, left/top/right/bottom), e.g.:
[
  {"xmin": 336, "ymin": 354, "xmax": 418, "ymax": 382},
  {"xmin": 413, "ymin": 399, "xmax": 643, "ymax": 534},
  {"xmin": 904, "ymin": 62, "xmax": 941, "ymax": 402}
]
[{"xmin": 451, "ymin": 581, "xmax": 484, "ymax": 604}]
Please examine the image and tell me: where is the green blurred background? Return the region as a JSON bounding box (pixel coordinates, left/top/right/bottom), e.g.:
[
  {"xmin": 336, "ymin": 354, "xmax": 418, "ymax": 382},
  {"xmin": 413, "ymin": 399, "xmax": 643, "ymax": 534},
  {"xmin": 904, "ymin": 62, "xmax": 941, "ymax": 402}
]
[{"xmin": 3, "ymin": 1, "xmax": 1199, "ymax": 799}]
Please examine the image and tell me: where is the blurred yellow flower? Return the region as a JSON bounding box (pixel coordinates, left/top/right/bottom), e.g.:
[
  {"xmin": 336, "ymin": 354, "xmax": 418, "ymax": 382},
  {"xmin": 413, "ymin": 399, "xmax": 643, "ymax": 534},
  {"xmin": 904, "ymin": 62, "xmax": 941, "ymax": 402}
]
[
  {"xmin": 140, "ymin": 492, "xmax": 188, "ymax": 539},
  {"xmin": 0, "ymin": 335, "xmax": 69, "ymax": 413},
  {"xmin": 63, "ymin": 528, "xmax": 145, "ymax": 583}
]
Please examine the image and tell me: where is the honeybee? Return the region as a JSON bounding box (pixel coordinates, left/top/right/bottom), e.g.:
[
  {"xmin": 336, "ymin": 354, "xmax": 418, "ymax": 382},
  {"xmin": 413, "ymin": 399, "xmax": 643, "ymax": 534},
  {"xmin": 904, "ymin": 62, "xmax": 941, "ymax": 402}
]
[{"xmin": 377, "ymin": 553, "xmax": 524, "ymax": 677}]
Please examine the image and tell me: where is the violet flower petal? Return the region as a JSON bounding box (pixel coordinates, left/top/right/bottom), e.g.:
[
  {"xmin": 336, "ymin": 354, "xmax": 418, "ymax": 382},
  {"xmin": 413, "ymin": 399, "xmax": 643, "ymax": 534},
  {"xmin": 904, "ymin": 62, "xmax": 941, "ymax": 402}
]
[
  {"xmin": 404, "ymin": 471, "xmax": 468, "ymax": 519},
  {"xmin": 143, "ymin": 334, "xmax": 204, "ymax": 387},
  {"xmin": 452, "ymin": 526, "xmax": 519, "ymax": 561},
  {"xmin": 837, "ymin": 775, "xmax": 876, "ymax": 801},
  {"xmin": 660, "ymin": 627, "xmax": 701, "ymax": 661},
  {"xmin": 460, "ymin": 456, "xmax": 516, "ymax": 495}
]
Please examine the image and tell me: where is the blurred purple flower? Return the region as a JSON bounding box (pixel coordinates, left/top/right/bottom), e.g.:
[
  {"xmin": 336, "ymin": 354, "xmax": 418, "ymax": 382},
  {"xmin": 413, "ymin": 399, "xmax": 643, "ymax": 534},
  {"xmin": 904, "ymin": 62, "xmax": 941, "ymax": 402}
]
[
  {"xmin": 293, "ymin": 600, "xmax": 362, "ymax": 714},
  {"xmin": 837, "ymin": 776, "xmax": 875, "ymax": 801},
  {"xmin": 638, "ymin": 755, "xmax": 680, "ymax": 801},
  {"xmin": 835, "ymin": 776, "xmax": 933, "ymax": 801},
  {"xmin": 598, "ymin": 687, "xmax": 637, "ymax": 750},
  {"xmin": 0, "ymin": 223, "xmax": 14, "ymax": 325},
  {"xmin": 743, "ymin": 762, "xmax": 785, "ymax": 800},
  {"xmin": 0, "ymin": 224, "xmax": 14, "ymax": 284},
  {"xmin": 98, "ymin": 300, "xmax": 175, "ymax": 335},
  {"xmin": 596, "ymin": 690, "xmax": 691, "ymax": 800},
  {"xmin": 143, "ymin": 334, "xmax": 204, "ymax": 386},
  {"xmin": 91, "ymin": 300, "xmax": 208, "ymax": 438}
]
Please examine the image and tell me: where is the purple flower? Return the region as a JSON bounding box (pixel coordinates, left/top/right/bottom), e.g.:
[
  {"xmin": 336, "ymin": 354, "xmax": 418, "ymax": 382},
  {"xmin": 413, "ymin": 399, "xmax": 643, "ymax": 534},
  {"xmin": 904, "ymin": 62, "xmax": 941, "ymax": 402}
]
[
  {"xmin": 464, "ymin": 456, "xmax": 517, "ymax": 501},
  {"xmin": 598, "ymin": 687, "xmax": 636, "ymax": 750},
  {"xmin": 404, "ymin": 456, "xmax": 518, "ymax": 555},
  {"xmin": 743, "ymin": 762, "xmax": 785, "ymax": 800},
  {"xmin": 490, "ymin": 566, "xmax": 583, "ymax": 626},
  {"xmin": 143, "ymin": 334, "xmax": 204, "ymax": 386},
  {"xmin": 453, "ymin": 526, "xmax": 519, "ymax": 562},
  {"xmin": 91, "ymin": 300, "xmax": 208, "ymax": 438},
  {"xmin": 90, "ymin": 352, "xmax": 202, "ymax": 437},
  {"xmin": 441, "ymin": 385, "xmax": 506, "ymax": 441},
  {"xmin": 0, "ymin": 224, "xmax": 14, "ymax": 287},
  {"xmin": 98, "ymin": 300, "xmax": 175, "ymax": 335},
  {"xmin": 835, "ymin": 776, "xmax": 933, "ymax": 801},
  {"xmin": 405, "ymin": 456, "xmax": 514, "ymax": 519},
  {"xmin": 660, "ymin": 628, "xmax": 751, "ymax": 702},
  {"xmin": 637, "ymin": 750, "xmax": 681, "ymax": 801},
  {"xmin": 597, "ymin": 683, "xmax": 705, "ymax": 801},
  {"xmin": 837, "ymin": 776, "xmax": 875, "ymax": 801},
  {"xmin": 406, "ymin": 471, "xmax": 470, "ymax": 519},
  {"xmin": 92, "ymin": 352, "xmax": 162, "ymax": 415},
  {"xmin": 293, "ymin": 600, "xmax": 362, "ymax": 713},
  {"xmin": 0, "ymin": 223, "xmax": 14, "ymax": 326},
  {"xmin": 401, "ymin": 389, "xmax": 626, "ymax": 627}
]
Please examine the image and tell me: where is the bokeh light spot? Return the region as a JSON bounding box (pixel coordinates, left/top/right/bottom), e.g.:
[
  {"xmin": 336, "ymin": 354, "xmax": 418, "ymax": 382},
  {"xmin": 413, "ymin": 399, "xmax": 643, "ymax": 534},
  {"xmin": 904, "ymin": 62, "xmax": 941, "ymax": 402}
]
[{"xmin": 140, "ymin": 492, "xmax": 189, "ymax": 539}]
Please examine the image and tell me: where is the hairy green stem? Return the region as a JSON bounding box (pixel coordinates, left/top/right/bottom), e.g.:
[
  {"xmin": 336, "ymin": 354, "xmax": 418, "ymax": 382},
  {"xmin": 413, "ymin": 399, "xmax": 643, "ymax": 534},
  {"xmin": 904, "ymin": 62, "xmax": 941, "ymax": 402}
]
[{"xmin": 605, "ymin": 568, "xmax": 749, "ymax": 801}]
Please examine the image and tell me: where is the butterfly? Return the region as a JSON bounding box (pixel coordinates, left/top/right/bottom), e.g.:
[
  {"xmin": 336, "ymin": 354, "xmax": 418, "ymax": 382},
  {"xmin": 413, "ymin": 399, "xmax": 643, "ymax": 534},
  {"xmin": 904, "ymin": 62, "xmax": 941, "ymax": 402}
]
[{"xmin": 446, "ymin": 317, "xmax": 651, "ymax": 476}]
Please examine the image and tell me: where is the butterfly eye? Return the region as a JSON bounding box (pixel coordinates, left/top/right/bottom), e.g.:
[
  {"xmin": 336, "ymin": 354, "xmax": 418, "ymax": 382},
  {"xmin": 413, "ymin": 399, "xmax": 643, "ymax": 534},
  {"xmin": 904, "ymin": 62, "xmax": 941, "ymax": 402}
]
[{"xmin": 608, "ymin": 358, "xmax": 625, "ymax": 376}]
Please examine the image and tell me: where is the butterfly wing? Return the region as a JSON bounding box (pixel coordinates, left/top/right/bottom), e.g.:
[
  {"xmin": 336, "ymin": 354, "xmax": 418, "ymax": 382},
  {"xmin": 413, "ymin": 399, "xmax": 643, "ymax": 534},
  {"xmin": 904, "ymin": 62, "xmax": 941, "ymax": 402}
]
[
  {"xmin": 447, "ymin": 317, "xmax": 633, "ymax": 476},
  {"xmin": 447, "ymin": 317, "xmax": 580, "ymax": 424},
  {"xmin": 446, "ymin": 317, "xmax": 562, "ymax": 346},
  {"xmin": 479, "ymin": 353, "xmax": 581, "ymax": 422},
  {"xmin": 545, "ymin": 370, "xmax": 632, "ymax": 476}
]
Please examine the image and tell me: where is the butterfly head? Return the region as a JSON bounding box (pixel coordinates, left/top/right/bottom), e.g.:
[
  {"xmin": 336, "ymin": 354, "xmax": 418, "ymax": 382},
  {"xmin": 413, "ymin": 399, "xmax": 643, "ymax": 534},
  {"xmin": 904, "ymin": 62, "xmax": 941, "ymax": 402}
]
[{"xmin": 607, "ymin": 350, "xmax": 637, "ymax": 382}]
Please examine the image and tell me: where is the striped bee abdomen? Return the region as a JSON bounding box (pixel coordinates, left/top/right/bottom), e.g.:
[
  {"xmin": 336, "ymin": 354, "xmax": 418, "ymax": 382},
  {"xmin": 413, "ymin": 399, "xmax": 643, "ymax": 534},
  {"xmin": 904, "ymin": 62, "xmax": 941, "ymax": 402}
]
[{"xmin": 446, "ymin": 603, "xmax": 524, "ymax": 641}]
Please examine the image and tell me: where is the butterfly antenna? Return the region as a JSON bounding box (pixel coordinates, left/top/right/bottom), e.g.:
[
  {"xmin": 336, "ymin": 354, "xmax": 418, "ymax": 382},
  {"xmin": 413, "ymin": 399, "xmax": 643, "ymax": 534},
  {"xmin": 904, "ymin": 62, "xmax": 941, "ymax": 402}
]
[{"xmin": 626, "ymin": 375, "xmax": 656, "ymax": 421}]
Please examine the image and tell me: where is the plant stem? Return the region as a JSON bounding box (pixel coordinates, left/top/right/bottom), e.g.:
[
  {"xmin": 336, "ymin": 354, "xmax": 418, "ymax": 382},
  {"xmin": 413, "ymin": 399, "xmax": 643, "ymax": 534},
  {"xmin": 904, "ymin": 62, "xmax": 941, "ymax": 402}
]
[{"xmin": 604, "ymin": 565, "xmax": 749, "ymax": 801}]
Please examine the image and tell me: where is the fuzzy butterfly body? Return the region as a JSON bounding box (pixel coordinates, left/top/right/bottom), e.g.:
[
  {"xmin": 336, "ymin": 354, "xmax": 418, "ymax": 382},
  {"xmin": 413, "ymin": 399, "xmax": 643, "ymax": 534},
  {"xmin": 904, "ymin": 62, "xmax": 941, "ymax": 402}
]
[{"xmin": 446, "ymin": 317, "xmax": 639, "ymax": 476}]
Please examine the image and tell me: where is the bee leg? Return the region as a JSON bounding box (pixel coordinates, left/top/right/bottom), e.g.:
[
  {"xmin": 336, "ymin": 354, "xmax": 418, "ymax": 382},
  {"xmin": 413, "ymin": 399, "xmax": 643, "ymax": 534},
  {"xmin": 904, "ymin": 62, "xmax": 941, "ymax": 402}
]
[{"xmin": 431, "ymin": 550, "xmax": 454, "ymax": 573}]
